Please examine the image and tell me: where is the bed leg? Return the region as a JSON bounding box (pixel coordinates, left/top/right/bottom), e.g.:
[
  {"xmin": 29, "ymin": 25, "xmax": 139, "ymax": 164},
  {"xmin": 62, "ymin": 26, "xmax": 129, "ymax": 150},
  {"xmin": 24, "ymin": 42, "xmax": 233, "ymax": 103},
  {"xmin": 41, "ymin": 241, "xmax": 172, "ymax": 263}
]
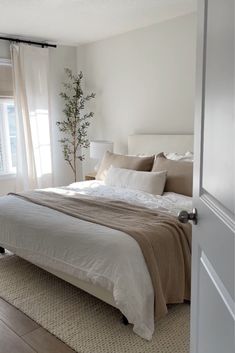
[
  {"xmin": 0, "ymin": 247, "xmax": 5, "ymax": 254},
  {"xmin": 122, "ymin": 315, "xmax": 129, "ymax": 326},
  {"xmin": 184, "ymin": 299, "xmax": 190, "ymax": 305}
]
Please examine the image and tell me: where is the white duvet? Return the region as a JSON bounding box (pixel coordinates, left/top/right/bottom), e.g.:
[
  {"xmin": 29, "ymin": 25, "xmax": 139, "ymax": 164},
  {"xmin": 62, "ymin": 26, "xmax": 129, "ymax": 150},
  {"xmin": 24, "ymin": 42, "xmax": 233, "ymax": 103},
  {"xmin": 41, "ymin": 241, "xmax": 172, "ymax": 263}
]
[{"xmin": 0, "ymin": 181, "xmax": 192, "ymax": 340}]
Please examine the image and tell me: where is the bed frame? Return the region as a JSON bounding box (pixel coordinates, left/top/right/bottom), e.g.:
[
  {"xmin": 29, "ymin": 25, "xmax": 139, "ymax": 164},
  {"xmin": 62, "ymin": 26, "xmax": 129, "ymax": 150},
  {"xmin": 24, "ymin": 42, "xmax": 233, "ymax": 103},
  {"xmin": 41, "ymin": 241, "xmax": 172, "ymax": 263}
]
[{"xmin": 0, "ymin": 134, "xmax": 193, "ymax": 321}]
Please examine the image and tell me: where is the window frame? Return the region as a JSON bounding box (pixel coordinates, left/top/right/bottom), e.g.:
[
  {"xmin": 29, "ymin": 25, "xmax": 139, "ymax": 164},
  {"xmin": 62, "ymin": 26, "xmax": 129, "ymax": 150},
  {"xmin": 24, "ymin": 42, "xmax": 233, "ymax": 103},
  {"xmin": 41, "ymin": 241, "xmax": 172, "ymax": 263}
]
[
  {"xmin": 0, "ymin": 97, "xmax": 16, "ymax": 176},
  {"xmin": 0, "ymin": 59, "xmax": 16, "ymax": 177}
]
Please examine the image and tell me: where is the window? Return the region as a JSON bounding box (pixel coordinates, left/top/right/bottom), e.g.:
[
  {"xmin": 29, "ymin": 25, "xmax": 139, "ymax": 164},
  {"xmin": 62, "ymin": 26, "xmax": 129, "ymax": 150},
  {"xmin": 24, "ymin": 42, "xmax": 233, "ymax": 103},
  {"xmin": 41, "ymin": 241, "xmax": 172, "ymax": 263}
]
[{"xmin": 0, "ymin": 99, "xmax": 17, "ymax": 175}]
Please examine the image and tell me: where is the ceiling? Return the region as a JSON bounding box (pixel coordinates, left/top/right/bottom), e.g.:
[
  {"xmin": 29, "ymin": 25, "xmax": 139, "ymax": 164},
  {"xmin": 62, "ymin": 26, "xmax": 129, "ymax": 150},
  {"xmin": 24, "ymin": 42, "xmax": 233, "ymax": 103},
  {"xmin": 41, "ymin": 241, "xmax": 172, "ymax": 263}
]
[{"xmin": 0, "ymin": 0, "xmax": 196, "ymax": 45}]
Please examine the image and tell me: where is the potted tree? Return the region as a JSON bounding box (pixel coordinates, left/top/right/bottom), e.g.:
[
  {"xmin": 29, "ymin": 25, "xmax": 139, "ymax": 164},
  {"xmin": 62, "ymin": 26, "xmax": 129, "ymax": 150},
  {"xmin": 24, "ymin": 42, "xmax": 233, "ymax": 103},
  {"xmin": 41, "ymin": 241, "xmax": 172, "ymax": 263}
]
[{"xmin": 57, "ymin": 68, "xmax": 95, "ymax": 182}]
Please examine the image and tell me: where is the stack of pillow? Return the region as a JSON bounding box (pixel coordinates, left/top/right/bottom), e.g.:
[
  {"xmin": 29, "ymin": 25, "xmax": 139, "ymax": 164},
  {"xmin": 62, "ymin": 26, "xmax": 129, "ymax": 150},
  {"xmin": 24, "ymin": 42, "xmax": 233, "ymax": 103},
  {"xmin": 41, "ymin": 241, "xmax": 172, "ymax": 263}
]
[{"xmin": 95, "ymin": 151, "xmax": 193, "ymax": 196}]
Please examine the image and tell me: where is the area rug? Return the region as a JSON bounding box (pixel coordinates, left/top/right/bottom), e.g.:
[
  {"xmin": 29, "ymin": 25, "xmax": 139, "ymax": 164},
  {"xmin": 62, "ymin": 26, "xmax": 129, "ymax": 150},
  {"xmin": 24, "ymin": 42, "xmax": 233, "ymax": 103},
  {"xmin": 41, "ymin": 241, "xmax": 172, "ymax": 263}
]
[{"xmin": 0, "ymin": 254, "xmax": 190, "ymax": 353}]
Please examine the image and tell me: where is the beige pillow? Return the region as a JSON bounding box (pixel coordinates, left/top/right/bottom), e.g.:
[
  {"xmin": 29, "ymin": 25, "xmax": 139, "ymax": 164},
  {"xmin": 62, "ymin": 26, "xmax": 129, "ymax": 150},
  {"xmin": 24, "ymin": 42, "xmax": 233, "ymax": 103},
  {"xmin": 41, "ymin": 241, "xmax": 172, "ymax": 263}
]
[
  {"xmin": 105, "ymin": 166, "xmax": 167, "ymax": 195},
  {"xmin": 96, "ymin": 151, "xmax": 155, "ymax": 180},
  {"xmin": 152, "ymin": 154, "xmax": 193, "ymax": 196}
]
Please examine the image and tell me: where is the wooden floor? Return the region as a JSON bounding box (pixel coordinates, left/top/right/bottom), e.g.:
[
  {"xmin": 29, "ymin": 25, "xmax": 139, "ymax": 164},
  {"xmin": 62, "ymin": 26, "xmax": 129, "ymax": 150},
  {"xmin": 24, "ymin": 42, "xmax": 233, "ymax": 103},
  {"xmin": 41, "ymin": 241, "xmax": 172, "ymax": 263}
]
[{"xmin": 0, "ymin": 297, "xmax": 75, "ymax": 353}]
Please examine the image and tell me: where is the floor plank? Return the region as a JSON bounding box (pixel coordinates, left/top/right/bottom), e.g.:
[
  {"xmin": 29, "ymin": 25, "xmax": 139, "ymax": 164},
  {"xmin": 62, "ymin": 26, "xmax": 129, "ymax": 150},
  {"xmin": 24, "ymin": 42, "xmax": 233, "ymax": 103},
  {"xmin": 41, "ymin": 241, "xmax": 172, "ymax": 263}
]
[
  {"xmin": 0, "ymin": 298, "xmax": 39, "ymax": 336},
  {"xmin": 0, "ymin": 320, "xmax": 37, "ymax": 353},
  {"xmin": 23, "ymin": 327, "xmax": 76, "ymax": 353}
]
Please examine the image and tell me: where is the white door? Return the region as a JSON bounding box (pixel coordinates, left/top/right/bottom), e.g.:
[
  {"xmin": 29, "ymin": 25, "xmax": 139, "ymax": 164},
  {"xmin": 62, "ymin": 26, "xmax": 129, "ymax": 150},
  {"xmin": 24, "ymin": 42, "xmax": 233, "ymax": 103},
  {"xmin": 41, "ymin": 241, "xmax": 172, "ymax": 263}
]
[{"xmin": 190, "ymin": 0, "xmax": 235, "ymax": 352}]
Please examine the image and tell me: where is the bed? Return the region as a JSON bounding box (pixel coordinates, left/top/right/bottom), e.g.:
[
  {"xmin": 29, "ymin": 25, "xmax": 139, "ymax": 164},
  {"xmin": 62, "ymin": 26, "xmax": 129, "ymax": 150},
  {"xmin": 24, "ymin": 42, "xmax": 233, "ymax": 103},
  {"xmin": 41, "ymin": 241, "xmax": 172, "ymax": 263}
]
[{"xmin": 0, "ymin": 134, "xmax": 193, "ymax": 340}]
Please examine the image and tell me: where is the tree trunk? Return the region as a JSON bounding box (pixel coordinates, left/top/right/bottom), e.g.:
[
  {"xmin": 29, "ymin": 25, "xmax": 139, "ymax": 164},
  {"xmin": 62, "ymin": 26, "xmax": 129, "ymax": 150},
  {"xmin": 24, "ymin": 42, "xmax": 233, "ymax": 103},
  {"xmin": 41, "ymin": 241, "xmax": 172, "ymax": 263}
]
[{"xmin": 74, "ymin": 155, "xmax": 77, "ymax": 182}]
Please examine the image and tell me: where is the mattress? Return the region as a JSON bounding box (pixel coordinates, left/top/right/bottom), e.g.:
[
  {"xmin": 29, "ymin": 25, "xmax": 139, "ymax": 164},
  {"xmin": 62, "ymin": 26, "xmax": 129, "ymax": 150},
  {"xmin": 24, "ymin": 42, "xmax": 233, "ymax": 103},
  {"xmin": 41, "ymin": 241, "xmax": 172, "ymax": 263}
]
[{"xmin": 0, "ymin": 180, "xmax": 192, "ymax": 340}]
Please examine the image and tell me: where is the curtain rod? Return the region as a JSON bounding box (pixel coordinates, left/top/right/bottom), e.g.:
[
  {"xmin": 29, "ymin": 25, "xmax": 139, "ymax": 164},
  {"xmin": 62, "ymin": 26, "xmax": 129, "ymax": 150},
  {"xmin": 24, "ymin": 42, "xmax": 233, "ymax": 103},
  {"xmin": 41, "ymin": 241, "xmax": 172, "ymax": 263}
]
[{"xmin": 0, "ymin": 36, "xmax": 57, "ymax": 48}]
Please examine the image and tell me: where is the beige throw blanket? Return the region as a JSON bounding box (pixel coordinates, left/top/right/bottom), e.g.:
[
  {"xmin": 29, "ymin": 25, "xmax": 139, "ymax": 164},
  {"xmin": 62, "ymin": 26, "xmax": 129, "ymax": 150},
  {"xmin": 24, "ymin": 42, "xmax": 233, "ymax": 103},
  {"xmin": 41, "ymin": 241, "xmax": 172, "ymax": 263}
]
[{"xmin": 10, "ymin": 190, "xmax": 192, "ymax": 320}]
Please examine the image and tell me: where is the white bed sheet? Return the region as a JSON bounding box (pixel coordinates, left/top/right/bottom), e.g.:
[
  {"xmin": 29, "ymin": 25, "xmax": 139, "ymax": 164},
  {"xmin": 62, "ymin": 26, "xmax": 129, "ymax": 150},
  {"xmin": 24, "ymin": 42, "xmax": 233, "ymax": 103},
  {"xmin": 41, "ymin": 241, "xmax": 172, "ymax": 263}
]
[{"xmin": 0, "ymin": 181, "xmax": 192, "ymax": 340}]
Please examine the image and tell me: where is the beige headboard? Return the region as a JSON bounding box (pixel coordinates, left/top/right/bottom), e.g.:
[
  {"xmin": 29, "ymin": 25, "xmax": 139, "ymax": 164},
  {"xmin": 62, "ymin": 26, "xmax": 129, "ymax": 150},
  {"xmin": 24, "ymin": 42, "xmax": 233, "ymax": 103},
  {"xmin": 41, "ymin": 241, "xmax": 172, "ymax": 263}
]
[{"xmin": 128, "ymin": 134, "xmax": 194, "ymax": 155}]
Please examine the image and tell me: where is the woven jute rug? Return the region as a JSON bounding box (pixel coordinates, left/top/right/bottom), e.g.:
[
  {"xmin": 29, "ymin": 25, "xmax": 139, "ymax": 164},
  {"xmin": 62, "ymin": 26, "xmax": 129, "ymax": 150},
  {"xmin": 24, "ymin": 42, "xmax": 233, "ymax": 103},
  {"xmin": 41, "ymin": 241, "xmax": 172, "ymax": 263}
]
[{"xmin": 0, "ymin": 254, "xmax": 190, "ymax": 353}]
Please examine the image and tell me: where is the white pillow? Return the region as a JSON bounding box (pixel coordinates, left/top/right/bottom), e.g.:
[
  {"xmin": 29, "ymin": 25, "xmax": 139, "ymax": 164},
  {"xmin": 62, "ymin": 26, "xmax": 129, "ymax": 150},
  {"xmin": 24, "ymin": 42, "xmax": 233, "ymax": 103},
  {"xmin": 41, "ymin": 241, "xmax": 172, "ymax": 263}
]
[
  {"xmin": 165, "ymin": 151, "xmax": 194, "ymax": 162},
  {"xmin": 105, "ymin": 166, "xmax": 167, "ymax": 195}
]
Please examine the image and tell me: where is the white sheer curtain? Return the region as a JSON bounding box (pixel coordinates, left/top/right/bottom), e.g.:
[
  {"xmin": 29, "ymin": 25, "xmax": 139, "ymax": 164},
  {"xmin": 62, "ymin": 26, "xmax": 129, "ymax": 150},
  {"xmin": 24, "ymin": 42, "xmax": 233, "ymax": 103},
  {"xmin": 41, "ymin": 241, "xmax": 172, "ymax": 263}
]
[{"xmin": 11, "ymin": 43, "xmax": 53, "ymax": 191}]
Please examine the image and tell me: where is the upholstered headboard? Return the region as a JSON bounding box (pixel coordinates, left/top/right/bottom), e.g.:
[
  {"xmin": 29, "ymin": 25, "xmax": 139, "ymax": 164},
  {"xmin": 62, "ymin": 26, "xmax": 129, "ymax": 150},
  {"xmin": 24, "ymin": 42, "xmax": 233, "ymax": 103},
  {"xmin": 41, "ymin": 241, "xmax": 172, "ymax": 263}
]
[{"xmin": 128, "ymin": 134, "xmax": 194, "ymax": 155}]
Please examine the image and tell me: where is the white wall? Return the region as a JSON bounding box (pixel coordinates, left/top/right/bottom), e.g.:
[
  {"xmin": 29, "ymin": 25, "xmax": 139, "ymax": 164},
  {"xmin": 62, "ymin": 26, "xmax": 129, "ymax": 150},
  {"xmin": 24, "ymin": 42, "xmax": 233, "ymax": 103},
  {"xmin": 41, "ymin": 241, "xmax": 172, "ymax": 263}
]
[
  {"xmin": 77, "ymin": 13, "xmax": 197, "ymax": 175},
  {"xmin": 0, "ymin": 42, "xmax": 77, "ymax": 194}
]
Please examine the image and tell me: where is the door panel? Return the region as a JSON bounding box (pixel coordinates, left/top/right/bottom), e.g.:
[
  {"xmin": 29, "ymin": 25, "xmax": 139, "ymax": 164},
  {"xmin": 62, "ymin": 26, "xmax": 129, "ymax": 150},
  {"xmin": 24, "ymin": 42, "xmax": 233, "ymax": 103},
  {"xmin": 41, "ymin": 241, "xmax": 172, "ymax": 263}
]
[
  {"xmin": 202, "ymin": 0, "xmax": 234, "ymax": 214},
  {"xmin": 198, "ymin": 258, "xmax": 234, "ymax": 353},
  {"xmin": 196, "ymin": 201, "xmax": 234, "ymax": 297},
  {"xmin": 191, "ymin": 0, "xmax": 235, "ymax": 352}
]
